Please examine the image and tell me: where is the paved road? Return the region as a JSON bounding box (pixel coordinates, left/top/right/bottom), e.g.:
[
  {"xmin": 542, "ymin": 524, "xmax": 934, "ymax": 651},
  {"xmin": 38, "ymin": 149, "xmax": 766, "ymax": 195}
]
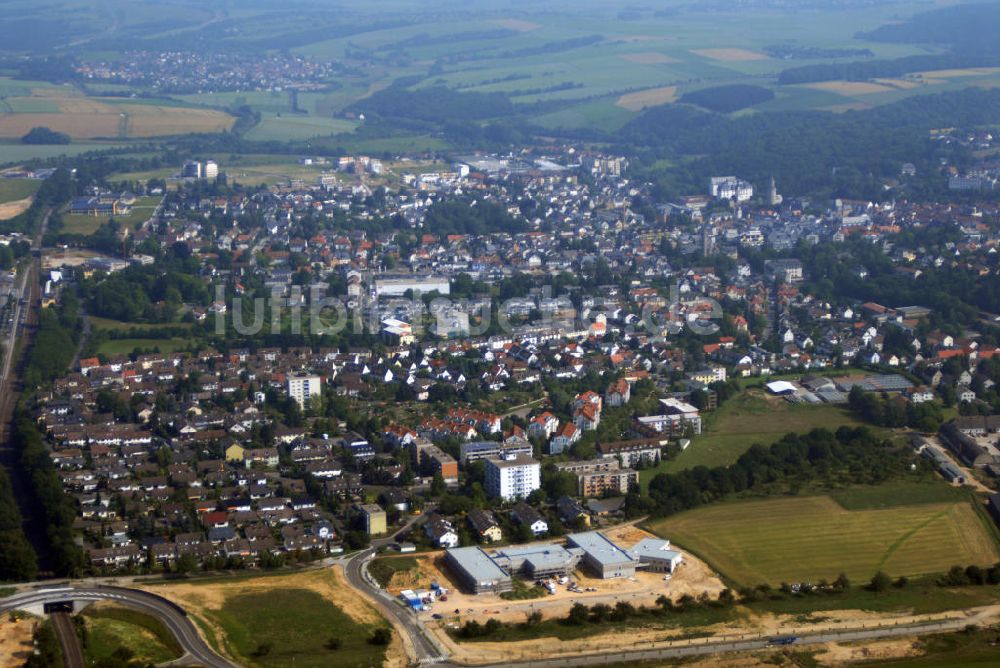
[
  {"xmin": 0, "ymin": 586, "xmax": 237, "ymax": 668},
  {"xmin": 51, "ymin": 611, "xmax": 84, "ymax": 668},
  {"xmin": 345, "ymin": 548, "xmax": 447, "ymax": 665},
  {"xmin": 436, "ymin": 613, "xmax": 986, "ymax": 668}
]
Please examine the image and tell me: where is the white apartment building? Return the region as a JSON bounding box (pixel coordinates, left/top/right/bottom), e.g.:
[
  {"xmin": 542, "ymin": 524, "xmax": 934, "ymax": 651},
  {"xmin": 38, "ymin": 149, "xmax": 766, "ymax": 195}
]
[
  {"xmin": 287, "ymin": 374, "xmax": 322, "ymax": 410},
  {"xmin": 485, "ymin": 454, "xmax": 541, "ymax": 500}
]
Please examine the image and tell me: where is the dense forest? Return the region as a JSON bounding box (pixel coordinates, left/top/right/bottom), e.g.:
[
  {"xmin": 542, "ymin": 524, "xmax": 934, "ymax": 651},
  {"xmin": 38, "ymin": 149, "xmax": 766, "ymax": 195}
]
[
  {"xmin": 777, "ymin": 53, "xmax": 1000, "ymax": 85},
  {"xmin": 351, "ymin": 85, "xmax": 514, "ymax": 124},
  {"xmin": 0, "ymin": 467, "xmax": 38, "ymax": 581},
  {"xmin": 620, "ymin": 87, "xmax": 1000, "ymax": 199},
  {"xmin": 780, "ymin": 4, "xmax": 1000, "ymax": 85},
  {"xmin": 678, "ymin": 85, "xmax": 775, "ymax": 113}
]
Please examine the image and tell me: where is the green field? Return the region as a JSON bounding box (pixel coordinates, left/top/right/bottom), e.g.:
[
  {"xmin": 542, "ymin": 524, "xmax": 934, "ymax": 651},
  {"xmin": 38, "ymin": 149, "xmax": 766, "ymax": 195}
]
[
  {"xmin": 82, "ymin": 604, "xmax": 183, "ymax": 665},
  {"xmin": 244, "ymin": 113, "xmax": 358, "ymax": 142},
  {"xmin": 206, "ymin": 588, "xmax": 389, "ymax": 668},
  {"xmin": 640, "ymin": 390, "xmax": 874, "ymax": 486},
  {"xmin": 88, "ymin": 314, "xmax": 193, "ymax": 332},
  {"xmin": 646, "ymin": 485, "xmax": 1000, "ymax": 587},
  {"xmin": 95, "ymin": 337, "xmax": 191, "ymax": 357},
  {"xmin": 0, "ymin": 178, "xmax": 40, "ymax": 204}
]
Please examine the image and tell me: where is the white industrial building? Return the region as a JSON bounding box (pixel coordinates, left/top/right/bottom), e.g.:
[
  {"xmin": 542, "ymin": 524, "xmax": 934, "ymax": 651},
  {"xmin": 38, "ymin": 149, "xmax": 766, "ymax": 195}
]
[{"xmin": 374, "ymin": 274, "xmax": 450, "ymax": 297}]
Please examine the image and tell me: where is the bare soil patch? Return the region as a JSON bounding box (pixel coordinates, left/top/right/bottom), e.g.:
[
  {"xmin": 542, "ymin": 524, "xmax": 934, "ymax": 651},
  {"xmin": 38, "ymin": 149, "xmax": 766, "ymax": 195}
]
[
  {"xmin": 692, "ymin": 48, "xmax": 769, "ymax": 62},
  {"xmin": 616, "ymin": 86, "xmax": 677, "ymax": 111}
]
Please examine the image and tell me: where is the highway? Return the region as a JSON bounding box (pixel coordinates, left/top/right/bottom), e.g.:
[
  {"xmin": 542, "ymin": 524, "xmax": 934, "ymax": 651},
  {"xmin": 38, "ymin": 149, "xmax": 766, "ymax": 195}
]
[{"xmin": 0, "ymin": 586, "xmax": 237, "ymax": 668}]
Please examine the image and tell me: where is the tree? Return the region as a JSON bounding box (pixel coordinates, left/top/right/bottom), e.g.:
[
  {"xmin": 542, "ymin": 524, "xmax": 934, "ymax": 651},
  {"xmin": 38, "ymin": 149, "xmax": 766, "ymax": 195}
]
[
  {"xmin": 566, "ymin": 602, "xmax": 589, "ymax": 625},
  {"xmin": 834, "ymin": 573, "xmax": 851, "ymax": 590},
  {"xmin": 326, "ymin": 636, "xmax": 343, "ymax": 650},
  {"xmin": 869, "ymin": 571, "xmax": 892, "ymax": 593},
  {"xmin": 369, "ymin": 627, "xmax": 392, "ymax": 645},
  {"xmin": 21, "ymin": 126, "xmax": 70, "ymax": 145}
]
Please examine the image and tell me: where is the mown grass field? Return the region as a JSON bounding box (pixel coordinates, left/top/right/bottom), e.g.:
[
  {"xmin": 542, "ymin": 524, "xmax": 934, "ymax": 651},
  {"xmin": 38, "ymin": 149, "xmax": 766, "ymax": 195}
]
[
  {"xmin": 95, "ymin": 336, "xmax": 191, "ymax": 357},
  {"xmin": 639, "ymin": 389, "xmax": 875, "ymax": 486},
  {"xmin": 244, "ymin": 113, "xmax": 358, "ymax": 142},
  {"xmin": 208, "ymin": 588, "xmax": 388, "ymax": 668},
  {"xmin": 88, "ymin": 314, "xmax": 193, "ymax": 332},
  {"xmin": 646, "ymin": 484, "xmax": 1000, "ymax": 587},
  {"xmin": 0, "ymin": 178, "xmax": 41, "ymax": 204},
  {"xmin": 82, "ymin": 604, "xmax": 182, "ymax": 665}
]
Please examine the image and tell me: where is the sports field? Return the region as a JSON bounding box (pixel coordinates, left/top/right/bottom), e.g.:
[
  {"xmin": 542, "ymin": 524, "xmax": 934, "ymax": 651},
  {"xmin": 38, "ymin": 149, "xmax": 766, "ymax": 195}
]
[{"xmin": 647, "ymin": 484, "xmax": 1000, "ymax": 587}]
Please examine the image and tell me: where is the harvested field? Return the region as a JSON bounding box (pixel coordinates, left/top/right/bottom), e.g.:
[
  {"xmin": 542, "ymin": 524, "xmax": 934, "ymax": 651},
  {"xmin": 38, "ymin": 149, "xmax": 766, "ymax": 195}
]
[
  {"xmin": 0, "ymin": 100, "xmax": 233, "ymax": 139},
  {"xmin": 0, "ymin": 197, "xmax": 32, "ymax": 220},
  {"xmin": 915, "ymin": 67, "xmax": 1000, "ymax": 79},
  {"xmin": 616, "ymin": 85, "xmax": 677, "ymax": 111},
  {"xmin": 691, "ymin": 48, "xmax": 768, "ymax": 62},
  {"xmin": 804, "ymin": 80, "xmax": 896, "ymax": 95},
  {"xmin": 0, "ymin": 615, "xmax": 34, "ymax": 667}
]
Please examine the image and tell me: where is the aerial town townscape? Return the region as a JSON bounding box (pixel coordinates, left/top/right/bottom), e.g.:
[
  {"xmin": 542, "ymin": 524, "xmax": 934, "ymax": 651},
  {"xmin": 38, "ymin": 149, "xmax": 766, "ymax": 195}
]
[{"xmin": 5, "ymin": 1, "xmax": 1000, "ymax": 667}]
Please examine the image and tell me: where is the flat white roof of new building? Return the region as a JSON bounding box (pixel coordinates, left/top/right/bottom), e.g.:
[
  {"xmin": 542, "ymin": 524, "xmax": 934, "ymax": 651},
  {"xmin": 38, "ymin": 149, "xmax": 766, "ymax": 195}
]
[
  {"xmin": 765, "ymin": 380, "xmax": 797, "ymax": 395},
  {"xmin": 446, "ymin": 546, "xmax": 510, "ymax": 584},
  {"xmin": 566, "ymin": 531, "xmax": 638, "ymax": 568},
  {"xmin": 631, "ymin": 537, "xmax": 682, "ymax": 562}
]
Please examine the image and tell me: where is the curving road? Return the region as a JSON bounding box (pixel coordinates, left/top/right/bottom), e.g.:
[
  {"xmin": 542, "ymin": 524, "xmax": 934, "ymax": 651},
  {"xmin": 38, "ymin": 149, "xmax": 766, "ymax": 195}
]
[
  {"xmin": 340, "ymin": 544, "xmax": 1000, "ymax": 668},
  {"xmin": 0, "ymin": 585, "xmax": 237, "ymax": 668},
  {"xmin": 345, "ymin": 548, "xmax": 448, "ymax": 665}
]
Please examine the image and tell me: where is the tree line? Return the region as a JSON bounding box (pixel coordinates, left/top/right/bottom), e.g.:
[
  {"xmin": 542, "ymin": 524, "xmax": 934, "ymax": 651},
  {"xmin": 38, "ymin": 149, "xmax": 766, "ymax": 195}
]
[{"xmin": 628, "ymin": 427, "xmax": 916, "ymax": 519}]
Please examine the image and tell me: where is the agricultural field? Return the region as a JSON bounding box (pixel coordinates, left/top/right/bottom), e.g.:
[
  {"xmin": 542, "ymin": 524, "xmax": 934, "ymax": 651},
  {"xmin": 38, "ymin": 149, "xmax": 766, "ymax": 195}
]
[
  {"xmin": 0, "ymin": 178, "xmax": 41, "ymax": 219},
  {"xmin": 81, "ymin": 603, "xmax": 183, "ymax": 665},
  {"xmin": 0, "ymin": 0, "xmax": 977, "ymax": 162},
  {"xmin": 144, "ymin": 569, "xmax": 398, "ymax": 668},
  {"xmin": 640, "ymin": 390, "xmax": 875, "ymax": 486},
  {"xmin": 244, "ymin": 113, "xmax": 358, "ymax": 142},
  {"xmin": 0, "ymin": 77, "xmax": 234, "ymax": 140},
  {"xmin": 646, "ymin": 484, "xmax": 1000, "ymax": 587},
  {"xmin": 0, "ymin": 140, "xmax": 133, "ymax": 165}
]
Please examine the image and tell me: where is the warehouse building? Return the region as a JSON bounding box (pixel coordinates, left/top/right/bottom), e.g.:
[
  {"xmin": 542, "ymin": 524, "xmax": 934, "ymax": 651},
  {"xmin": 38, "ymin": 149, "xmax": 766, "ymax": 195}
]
[
  {"xmin": 566, "ymin": 531, "xmax": 639, "ymax": 579},
  {"xmin": 490, "ymin": 544, "xmax": 582, "ymax": 579}
]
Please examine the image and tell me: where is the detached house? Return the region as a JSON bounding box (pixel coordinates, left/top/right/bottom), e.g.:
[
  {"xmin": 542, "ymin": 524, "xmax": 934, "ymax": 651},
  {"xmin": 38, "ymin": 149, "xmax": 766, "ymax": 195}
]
[{"xmin": 467, "ymin": 508, "xmax": 502, "ymax": 543}]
